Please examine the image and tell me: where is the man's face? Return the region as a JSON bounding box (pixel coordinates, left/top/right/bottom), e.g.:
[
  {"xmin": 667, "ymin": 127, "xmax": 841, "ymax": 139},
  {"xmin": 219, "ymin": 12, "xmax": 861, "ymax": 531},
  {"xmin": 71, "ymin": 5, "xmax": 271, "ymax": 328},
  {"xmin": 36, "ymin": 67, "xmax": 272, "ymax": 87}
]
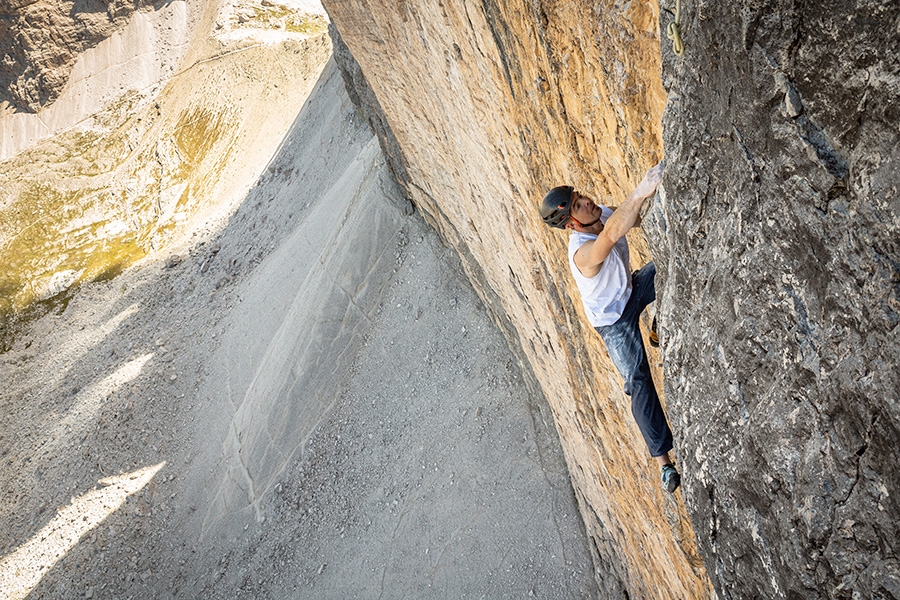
[{"xmin": 566, "ymin": 191, "xmax": 601, "ymax": 229}]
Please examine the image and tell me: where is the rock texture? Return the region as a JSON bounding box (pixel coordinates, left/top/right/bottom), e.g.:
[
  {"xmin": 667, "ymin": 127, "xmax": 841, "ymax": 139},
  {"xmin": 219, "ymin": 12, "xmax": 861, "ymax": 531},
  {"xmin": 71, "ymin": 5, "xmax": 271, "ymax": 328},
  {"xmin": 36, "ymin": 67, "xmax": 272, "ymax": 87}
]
[
  {"xmin": 324, "ymin": 2, "xmax": 709, "ymax": 598},
  {"xmin": 325, "ymin": 0, "xmax": 899, "ymax": 598},
  {"xmin": 649, "ymin": 1, "xmax": 900, "ymax": 598}
]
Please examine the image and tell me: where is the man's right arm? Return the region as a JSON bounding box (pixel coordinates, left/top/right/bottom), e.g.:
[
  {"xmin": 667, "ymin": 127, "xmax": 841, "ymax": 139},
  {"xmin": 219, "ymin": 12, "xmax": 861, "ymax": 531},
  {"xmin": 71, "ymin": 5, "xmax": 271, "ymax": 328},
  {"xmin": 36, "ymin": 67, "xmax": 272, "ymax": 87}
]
[{"xmin": 573, "ymin": 163, "xmax": 663, "ymax": 278}]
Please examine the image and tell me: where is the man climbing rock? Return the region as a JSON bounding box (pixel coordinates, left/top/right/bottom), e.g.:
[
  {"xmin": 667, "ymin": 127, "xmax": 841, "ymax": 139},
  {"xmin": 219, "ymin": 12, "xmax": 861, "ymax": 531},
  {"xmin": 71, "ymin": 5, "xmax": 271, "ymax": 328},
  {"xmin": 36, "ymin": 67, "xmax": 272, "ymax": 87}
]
[{"xmin": 538, "ymin": 163, "xmax": 680, "ymax": 493}]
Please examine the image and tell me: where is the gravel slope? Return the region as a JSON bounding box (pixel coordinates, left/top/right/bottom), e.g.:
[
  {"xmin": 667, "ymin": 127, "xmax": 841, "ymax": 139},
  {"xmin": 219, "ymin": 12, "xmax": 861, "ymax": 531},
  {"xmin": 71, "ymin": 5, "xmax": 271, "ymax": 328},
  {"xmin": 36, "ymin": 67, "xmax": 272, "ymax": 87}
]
[{"xmin": 0, "ymin": 60, "xmax": 598, "ymax": 599}]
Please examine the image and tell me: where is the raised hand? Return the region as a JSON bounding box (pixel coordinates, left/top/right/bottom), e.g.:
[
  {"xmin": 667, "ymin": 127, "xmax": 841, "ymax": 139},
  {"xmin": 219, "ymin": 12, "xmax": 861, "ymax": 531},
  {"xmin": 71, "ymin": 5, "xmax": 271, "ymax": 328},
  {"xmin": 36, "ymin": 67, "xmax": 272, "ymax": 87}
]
[{"xmin": 634, "ymin": 162, "xmax": 664, "ymax": 199}]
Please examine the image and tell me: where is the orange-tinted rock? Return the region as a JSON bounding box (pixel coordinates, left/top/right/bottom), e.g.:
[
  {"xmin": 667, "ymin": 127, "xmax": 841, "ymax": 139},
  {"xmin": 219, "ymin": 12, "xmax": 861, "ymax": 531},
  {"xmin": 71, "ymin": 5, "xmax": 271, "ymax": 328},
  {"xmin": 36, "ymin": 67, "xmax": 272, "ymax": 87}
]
[{"xmin": 325, "ymin": 2, "xmax": 711, "ymax": 597}]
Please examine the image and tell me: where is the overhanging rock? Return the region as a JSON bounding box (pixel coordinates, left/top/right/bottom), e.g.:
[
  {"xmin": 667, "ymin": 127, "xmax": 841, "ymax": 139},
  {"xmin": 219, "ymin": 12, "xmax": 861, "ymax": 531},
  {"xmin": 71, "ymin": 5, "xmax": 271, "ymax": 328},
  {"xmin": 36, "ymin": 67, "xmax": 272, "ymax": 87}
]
[
  {"xmin": 324, "ymin": 1, "xmax": 710, "ymax": 597},
  {"xmin": 325, "ymin": 0, "xmax": 900, "ymax": 598}
]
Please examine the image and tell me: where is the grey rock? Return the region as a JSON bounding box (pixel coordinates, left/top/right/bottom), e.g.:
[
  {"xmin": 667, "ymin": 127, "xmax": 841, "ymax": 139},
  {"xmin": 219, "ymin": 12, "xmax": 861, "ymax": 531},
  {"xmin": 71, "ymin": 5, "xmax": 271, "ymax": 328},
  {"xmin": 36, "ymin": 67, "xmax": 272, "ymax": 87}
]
[
  {"xmin": 650, "ymin": 1, "xmax": 900, "ymax": 598},
  {"xmin": 328, "ymin": 22, "xmax": 415, "ymax": 207}
]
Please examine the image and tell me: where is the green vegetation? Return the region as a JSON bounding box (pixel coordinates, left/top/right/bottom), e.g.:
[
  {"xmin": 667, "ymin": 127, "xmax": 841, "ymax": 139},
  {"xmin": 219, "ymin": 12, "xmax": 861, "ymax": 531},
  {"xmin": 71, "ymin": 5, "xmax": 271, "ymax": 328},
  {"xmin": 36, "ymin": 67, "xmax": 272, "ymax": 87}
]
[
  {"xmin": 174, "ymin": 108, "xmax": 228, "ymax": 172},
  {"xmin": 0, "ymin": 181, "xmax": 147, "ymax": 314},
  {"xmin": 0, "ymin": 98, "xmax": 235, "ymax": 336},
  {"xmin": 171, "ymin": 105, "xmax": 238, "ymax": 214},
  {"xmin": 81, "ymin": 232, "xmax": 147, "ymax": 283},
  {"xmin": 284, "ymin": 12, "xmax": 328, "ymax": 34}
]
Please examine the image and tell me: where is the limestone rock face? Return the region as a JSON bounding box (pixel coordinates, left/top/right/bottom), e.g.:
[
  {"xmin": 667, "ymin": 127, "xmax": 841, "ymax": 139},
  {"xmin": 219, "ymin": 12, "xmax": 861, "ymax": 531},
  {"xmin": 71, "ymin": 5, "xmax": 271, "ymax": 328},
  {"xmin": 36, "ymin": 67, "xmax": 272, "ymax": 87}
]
[
  {"xmin": 648, "ymin": 1, "xmax": 900, "ymax": 598},
  {"xmin": 0, "ymin": 0, "xmax": 155, "ymax": 112},
  {"xmin": 324, "ymin": 2, "xmax": 710, "ymax": 598},
  {"xmin": 325, "ymin": 0, "xmax": 899, "ymax": 598}
]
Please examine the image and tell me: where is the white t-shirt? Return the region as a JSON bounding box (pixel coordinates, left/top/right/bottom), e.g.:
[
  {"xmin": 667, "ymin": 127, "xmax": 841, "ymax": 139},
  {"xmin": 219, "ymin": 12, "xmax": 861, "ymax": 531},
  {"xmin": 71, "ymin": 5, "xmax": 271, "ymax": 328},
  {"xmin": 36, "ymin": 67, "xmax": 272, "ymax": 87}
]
[{"xmin": 567, "ymin": 206, "xmax": 632, "ymax": 327}]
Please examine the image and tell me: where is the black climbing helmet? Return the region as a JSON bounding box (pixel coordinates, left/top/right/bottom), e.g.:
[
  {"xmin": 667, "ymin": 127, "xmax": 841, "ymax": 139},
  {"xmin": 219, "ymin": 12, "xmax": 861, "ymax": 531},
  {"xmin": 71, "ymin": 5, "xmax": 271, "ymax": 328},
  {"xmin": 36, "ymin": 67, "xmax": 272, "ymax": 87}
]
[{"xmin": 539, "ymin": 186, "xmax": 574, "ymax": 229}]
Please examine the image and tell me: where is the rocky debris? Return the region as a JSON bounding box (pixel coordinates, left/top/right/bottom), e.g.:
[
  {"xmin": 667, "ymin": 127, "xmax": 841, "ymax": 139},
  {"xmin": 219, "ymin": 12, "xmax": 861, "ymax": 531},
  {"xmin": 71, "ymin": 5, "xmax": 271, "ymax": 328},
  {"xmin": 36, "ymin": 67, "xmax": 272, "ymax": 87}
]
[
  {"xmin": 650, "ymin": 1, "xmax": 900, "ymax": 598},
  {"xmin": 0, "ymin": 59, "xmax": 597, "ymax": 599}
]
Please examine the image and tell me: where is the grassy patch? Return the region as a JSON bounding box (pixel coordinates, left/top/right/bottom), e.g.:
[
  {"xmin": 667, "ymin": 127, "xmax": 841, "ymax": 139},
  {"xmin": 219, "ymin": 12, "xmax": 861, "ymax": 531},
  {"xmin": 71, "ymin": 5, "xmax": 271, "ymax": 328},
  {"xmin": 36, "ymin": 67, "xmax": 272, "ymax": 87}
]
[
  {"xmin": 283, "ymin": 12, "xmax": 328, "ymax": 34},
  {"xmin": 0, "ymin": 183, "xmax": 147, "ymax": 315},
  {"xmin": 174, "ymin": 108, "xmax": 227, "ymax": 168},
  {"xmin": 0, "ymin": 102, "xmax": 232, "ymax": 324}
]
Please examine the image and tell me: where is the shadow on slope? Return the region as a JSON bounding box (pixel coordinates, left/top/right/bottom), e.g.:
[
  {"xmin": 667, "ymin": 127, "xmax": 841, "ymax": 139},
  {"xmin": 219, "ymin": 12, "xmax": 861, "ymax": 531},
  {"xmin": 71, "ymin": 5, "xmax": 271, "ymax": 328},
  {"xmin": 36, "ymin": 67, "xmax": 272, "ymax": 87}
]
[{"xmin": 1, "ymin": 59, "xmax": 598, "ymax": 599}]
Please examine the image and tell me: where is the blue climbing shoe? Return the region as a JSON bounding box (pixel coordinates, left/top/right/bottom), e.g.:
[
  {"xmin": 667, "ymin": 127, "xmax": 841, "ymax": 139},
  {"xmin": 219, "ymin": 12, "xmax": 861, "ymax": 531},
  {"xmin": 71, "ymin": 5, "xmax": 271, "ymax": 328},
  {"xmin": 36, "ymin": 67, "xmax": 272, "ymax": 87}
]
[{"xmin": 661, "ymin": 464, "xmax": 681, "ymax": 493}]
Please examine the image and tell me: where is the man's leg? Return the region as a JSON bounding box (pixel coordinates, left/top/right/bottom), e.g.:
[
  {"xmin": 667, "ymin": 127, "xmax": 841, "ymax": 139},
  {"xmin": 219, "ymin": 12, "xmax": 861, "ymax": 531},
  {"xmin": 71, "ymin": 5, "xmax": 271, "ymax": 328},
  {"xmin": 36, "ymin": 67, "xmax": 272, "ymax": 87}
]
[
  {"xmin": 597, "ymin": 262, "xmax": 679, "ymax": 491},
  {"xmin": 599, "ymin": 320, "xmax": 673, "ymax": 458},
  {"xmin": 630, "ymin": 262, "xmax": 656, "ymax": 315},
  {"xmin": 625, "ymin": 263, "xmax": 672, "ymax": 456}
]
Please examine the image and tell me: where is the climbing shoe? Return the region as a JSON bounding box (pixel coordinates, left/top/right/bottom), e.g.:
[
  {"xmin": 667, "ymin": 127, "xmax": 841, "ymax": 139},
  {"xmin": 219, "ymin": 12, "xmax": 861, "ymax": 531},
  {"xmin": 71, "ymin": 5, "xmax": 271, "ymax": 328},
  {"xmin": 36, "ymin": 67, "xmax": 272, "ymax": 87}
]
[
  {"xmin": 649, "ymin": 316, "xmax": 660, "ymax": 348},
  {"xmin": 661, "ymin": 464, "xmax": 681, "ymax": 493}
]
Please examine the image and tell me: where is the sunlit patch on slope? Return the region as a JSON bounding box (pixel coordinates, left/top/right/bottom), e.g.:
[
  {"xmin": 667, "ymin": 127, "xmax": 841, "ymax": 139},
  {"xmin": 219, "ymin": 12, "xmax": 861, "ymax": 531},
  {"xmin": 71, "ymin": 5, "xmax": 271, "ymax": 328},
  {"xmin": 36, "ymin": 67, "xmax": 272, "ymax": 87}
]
[
  {"xmin": 0, "ymin": 100, "xmax": 236, "ymax": 315},
  {"xmin": 47, "ymin": 353, "xmax": 155, "ymax": 450},
  {"xmin": 0, "ymin": 463, "xmax": 165, "ymax": 600},
  {"xmin": 24, "ymin": 303, "xmax": 141, "ymax": 395},
  {"xmin": 0, "ymin": 0, "xmax": 333, "ymax": 348},
  {"xmin": 214, "ymin": 0, "xmax": 329, "ymax": 43}
]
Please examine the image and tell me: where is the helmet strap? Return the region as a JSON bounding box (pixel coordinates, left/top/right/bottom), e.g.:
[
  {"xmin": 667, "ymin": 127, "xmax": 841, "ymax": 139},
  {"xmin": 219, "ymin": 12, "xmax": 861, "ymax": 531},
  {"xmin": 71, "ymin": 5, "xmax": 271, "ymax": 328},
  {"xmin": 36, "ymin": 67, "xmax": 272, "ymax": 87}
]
[{"xmin": 571, "ymin": 215, "xmax": 601, "ymax": 229}]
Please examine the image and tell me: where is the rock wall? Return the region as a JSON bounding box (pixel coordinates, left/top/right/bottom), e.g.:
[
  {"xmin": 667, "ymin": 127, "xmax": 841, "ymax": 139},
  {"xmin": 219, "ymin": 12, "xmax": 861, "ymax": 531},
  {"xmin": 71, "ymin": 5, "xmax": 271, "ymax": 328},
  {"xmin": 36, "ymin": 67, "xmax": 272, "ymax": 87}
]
[
  {"xmin": 650, "ymin": 1, "xmax": 900, "ymax": 598},
  {"xmin": 0, "ymin": 0, "xmax": 196, "ymax": 160},
  {"xmin": 324, "ymin": 1, "xmax": 709, "ymax": 598},
  {"xmin": 325, "ymin": 0, "xmax": 899, "ymax": 598}
]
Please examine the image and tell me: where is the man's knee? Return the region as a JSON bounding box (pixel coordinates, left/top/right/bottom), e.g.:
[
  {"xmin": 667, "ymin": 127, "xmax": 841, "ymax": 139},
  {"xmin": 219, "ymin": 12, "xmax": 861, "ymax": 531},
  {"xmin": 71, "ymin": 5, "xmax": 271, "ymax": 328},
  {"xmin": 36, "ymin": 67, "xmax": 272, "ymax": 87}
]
[{"xmin": 625, "ymin": 373, "xmax": 655, "ymax": 400}]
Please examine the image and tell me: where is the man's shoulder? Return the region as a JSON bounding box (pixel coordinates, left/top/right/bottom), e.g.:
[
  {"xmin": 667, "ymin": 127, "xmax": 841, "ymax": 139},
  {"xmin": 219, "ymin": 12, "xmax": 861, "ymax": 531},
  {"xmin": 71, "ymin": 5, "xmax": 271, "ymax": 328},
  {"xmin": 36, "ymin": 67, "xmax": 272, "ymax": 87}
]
[
  {"xmin": 569, "ymin": 231, "xmax": 598, "ymax": 244},
  {"xmin": 568, "ymin": 231, "xmax": 597, "ymax": 252}
]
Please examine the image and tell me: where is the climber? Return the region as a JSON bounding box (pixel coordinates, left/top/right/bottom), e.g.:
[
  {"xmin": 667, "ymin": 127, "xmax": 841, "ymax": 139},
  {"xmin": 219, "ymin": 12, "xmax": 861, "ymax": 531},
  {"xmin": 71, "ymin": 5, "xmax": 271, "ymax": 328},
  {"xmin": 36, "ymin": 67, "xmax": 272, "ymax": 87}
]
[{"xmin": 538, "ymin": 162, "xmax": 680, "ymax": 493}]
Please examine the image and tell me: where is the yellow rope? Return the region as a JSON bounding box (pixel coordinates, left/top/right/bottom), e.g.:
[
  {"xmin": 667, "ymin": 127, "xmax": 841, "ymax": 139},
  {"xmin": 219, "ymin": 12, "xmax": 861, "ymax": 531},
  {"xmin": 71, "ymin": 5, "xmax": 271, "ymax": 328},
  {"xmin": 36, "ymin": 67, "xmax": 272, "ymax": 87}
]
[{"xmin": 666, "ymin": 0, "xmax": 684, "ymax": 56}]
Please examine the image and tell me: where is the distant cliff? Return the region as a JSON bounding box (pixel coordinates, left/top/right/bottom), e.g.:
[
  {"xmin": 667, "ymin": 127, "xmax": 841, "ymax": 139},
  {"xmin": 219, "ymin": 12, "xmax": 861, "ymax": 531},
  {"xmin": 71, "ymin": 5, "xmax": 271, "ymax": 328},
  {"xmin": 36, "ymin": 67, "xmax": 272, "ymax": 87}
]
[
  {"xmin": 325, "ymin": 0, "xmax": 899, "ymax": 598},
  {"xmin": 0, "ymin": 0, "xmax": 156, "ymax": 112},
  {"xmin": 0, "ymin": 0, "xmax": 330, "ymax": 342}
]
